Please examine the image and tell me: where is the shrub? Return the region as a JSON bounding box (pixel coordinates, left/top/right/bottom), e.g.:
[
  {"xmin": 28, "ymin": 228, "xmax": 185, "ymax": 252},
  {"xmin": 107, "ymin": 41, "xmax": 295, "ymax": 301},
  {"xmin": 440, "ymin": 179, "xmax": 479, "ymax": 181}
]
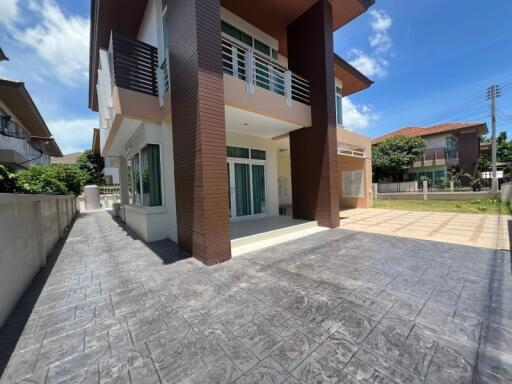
[
  {"xmin": 15, "ymin": 164, "xmax": 87, "ymax": 196},
  {"xmin": 0, "ymin": 164, "xmax": 17, "ymax": 193}
]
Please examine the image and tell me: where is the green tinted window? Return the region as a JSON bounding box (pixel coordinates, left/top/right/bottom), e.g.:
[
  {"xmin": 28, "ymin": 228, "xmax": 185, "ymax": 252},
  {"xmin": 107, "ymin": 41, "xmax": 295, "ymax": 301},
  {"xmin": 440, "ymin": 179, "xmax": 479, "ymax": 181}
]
[
  {"xmin": 271, "ymin": 49, "xmax": 278, "ymax": 60},
  {"xmin": 227, "ymin": 146, "xmax": 250, "ymax": 159},
  {"xmin": 251, "ymin": 149, "xmax": 266, "ymax": 160},
  {"xmin": 221, "ymin": 21, "xmax": 253, "ymax": 46},
  {"xmin": 254, "ymin": 39, "xmax": 271, "ymax": 56}
]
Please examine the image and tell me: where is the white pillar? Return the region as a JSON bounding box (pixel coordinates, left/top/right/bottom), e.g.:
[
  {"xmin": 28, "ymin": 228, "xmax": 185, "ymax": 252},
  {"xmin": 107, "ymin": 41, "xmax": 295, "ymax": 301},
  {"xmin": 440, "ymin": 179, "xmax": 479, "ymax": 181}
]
[
  {"xmin": 372, "ymin": 183, "xmax": 379, "ymax": 200},
  {"xmin": 119, "ymin": 157, "xmax": 129, "ymax": 206},
  {"xmin": 245, "ymin": 48, "xmax": 254, "ymax": 94},
  {"xmin": 284, "ymin": 70, "xmax": 292, "ymax": 107},
  {"xmin": 450, "ymin": 180, "xmax": 454, "ymax": 192},
  {"xmin": 423, "ymin": 180, "xmax": 428, "ymax": 201}
]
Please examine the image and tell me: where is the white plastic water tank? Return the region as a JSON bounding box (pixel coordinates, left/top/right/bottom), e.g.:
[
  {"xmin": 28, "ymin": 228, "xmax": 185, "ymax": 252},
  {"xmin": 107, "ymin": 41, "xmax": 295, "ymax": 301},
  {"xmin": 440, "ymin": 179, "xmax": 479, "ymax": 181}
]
[{"xmin": 84, "ymin": 185, "xmax": 101, "ymax": 210}]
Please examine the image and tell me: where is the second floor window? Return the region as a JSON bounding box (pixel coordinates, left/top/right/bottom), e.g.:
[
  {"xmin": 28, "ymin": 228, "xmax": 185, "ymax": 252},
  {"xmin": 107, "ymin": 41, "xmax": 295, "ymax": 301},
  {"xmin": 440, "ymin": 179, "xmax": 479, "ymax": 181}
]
[
  {"xmin": 161, "ymin": 0, "xmax": 169, "ymax": 52},
  {"xmin": 446, "ymin": 136, "xmax": 457, "ymax": 158},
  {"xmin": 336, "ymin": 86, "xmax": 343, "ymax": 126},
  {"xmin": 221, "ymin": 21, "xmax": 278, "ymax": 60}
]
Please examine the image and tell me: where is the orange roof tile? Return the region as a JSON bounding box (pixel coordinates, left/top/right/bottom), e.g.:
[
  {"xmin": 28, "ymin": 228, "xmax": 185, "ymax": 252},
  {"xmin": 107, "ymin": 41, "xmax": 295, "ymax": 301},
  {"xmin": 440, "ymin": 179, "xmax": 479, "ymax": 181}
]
[{"xmin": 372, "ymin": 122, "xmax": 488, "ymax": 145}]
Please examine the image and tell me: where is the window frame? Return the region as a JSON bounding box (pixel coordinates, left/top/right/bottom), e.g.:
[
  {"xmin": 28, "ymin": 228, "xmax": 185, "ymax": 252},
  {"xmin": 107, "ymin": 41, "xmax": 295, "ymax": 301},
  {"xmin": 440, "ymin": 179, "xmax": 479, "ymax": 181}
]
[
  {"xmin": 342, "ymin": 170, "xmax": 365, "ymax": 198},
  {"xmin": 127, "ymin": 143, "xmax": 164, "ymax": 208},
  {"xmin": 335, "ymin": 85, "xmax": 343, "ymax": 126},
  {"xmin": 221, "ymin": 20, "xmax": 277, "ymax": 62}
]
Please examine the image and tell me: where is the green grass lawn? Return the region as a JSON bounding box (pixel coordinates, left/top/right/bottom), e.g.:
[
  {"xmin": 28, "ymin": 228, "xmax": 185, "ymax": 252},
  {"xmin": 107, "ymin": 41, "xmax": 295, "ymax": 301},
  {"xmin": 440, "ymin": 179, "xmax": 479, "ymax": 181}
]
[{"xmin": 373, "ymin": 199, "xmax": 511, "ymax": 215}]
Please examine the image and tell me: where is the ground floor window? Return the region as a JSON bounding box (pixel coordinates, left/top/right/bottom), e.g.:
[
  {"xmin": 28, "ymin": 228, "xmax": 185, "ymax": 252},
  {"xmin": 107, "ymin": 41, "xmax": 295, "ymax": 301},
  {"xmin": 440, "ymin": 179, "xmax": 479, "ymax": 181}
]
[
  {"xmin": 227, "ymin": 146, "xmax": 267, "ymax": 218},
  {"xmin": 342, "ymin": 170, "xmax": 364, "ymax": 198},
  {"xmin": 127, "ymin": 144, "xmax": 162, "ymax": 207}
]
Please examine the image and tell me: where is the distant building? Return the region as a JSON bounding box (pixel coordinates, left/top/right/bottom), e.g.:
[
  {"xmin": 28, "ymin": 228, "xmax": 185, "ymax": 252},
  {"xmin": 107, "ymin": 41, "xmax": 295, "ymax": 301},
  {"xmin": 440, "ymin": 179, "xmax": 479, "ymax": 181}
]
[
  {"xmin": 0, "ymin": 78, "xmax": 62, "ymax": 170},
  {"xmin": 51, "ymin": 152, "xmax": 82, "ymax": 165},
  {"xmin": 372, "ymin": 122, "xmax": 488, "ymax": 185},
  {"xmin": 92, "ymin": 128, "xmax": 119, "ymax": 184}
]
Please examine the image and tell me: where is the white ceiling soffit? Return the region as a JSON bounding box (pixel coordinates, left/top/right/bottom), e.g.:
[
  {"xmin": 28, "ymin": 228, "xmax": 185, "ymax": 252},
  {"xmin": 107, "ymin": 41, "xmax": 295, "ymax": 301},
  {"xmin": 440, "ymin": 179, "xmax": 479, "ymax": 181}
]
[{"xmin": 225, "ymin": 106, "xmax": 301, "ymax": 139}]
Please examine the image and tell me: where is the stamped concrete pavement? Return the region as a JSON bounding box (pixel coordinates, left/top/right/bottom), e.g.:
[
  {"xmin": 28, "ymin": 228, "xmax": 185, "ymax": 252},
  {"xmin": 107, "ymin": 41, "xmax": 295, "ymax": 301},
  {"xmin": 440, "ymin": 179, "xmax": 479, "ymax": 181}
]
[{"xmin": 0, "ymin": 210, "xmax": 511, "ymax": 383}]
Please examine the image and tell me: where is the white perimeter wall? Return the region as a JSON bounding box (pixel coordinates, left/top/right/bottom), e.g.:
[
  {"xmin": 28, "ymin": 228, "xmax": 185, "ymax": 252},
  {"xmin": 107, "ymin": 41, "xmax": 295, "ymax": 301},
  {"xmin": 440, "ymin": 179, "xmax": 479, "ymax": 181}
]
[{"xmin": 0, "ymin": 194, "xmax": 77, "ymax": 328}]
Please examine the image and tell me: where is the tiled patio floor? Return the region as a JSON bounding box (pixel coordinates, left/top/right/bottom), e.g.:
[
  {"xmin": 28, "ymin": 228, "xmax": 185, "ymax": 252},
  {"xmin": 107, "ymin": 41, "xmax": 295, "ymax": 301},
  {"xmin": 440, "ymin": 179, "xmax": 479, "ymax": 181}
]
[
  {"xmin": 340, "ymin": 208, "xmax": 511, "ymax": 250},
  {"xmin": 1, "ymin": 211, "xmax": 511, "ymax": 383}
]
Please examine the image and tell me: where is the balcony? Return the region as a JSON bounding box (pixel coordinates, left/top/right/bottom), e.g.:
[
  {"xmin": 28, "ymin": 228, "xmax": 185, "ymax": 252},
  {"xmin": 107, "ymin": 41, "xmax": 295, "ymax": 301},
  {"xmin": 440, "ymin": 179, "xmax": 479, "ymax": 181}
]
[
  {"xmin": 96, "ymin": 32, "xmax": 170, "ymax": 156},
  {"xmin": 412, "ymin": 147, "xmax": 459, "ymax": 168},
  {"xmin": 97, "ymin": 32, "xmax": 312, "ymax": 156},
  {"xmin": 222, "ymin": 37, "xmax": 312, "ymax": 128},
  {"xmin": 0, "ymin": 120, "xmax": 49, "ymax": 168}
]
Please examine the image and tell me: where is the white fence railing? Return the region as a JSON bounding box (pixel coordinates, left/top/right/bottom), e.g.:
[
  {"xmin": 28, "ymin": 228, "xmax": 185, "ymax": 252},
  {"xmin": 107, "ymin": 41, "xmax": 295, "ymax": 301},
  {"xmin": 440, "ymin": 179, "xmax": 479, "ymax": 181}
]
[
  {"xmin": 378, "ymin": 181, "xmax": 419, "ymax": 193},
  {"xmin": 221, "ymin": 37, "xmax": 310, "ymax": 106}
]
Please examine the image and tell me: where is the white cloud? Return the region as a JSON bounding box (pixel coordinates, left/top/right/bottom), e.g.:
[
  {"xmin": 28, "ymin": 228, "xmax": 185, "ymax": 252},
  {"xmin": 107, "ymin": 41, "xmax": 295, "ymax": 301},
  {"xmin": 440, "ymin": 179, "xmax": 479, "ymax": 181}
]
[
  {"xmin": 342, "ymin": 97, "xmax": 377, "ymax": 131},
  {"xmin": 348, "ymin": 49, "xmax": 388, "ymax": 78},
  {"xmin": 14, "ymin": 0, "xmax": 89, "ymax": 86},
  {"xmin": 47, "ymin": 118, "xmax": 97, "ymax": 154},
  {"xmin": 0, "ymin": 0, "xmax": 19, "ymax": 28},
  {"xmin": 369, "ymin": 10, "xmax": 393, "ymax": 54},
  {"xmin": 348, "ymin": 9, "xmax": 393, "ymax": 79}
]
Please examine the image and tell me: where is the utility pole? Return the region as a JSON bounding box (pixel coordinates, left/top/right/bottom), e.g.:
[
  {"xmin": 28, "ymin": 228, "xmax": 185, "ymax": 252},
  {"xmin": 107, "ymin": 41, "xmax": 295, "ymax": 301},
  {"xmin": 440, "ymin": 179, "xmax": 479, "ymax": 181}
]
[{"xmin": 487, "ymin": 85, "xmax": 500, "ymax": 192}]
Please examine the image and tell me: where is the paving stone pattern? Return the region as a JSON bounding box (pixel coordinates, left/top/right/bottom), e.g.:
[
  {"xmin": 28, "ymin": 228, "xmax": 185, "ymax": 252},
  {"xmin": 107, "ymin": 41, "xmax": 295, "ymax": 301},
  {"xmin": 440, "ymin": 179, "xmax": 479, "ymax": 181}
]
[{"xmin": 1, "ymin": 211, "xmax": 511, "ymax": 383}]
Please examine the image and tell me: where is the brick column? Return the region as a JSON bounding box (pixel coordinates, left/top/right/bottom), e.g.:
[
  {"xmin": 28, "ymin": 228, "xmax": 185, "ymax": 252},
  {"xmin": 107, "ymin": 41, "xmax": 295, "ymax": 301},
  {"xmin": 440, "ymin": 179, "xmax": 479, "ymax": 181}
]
[
  {"xmin": 287, "ymin": 0, "xmax": 340, "ymax": 228},
  {"xmin": 168, "ymin": 0, "xmax": 231, "ymax": 264}
]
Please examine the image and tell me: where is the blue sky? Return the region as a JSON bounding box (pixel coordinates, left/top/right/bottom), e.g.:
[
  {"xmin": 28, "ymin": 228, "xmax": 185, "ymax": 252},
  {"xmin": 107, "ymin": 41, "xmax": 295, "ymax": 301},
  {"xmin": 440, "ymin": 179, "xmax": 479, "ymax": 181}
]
[
  {"xmin": 0, "ymin": 0, "xmax": 511, "ymax": 154},
  {"xmin": 335, "ymin": 0, "xmax": 512, "ymax": 139}
]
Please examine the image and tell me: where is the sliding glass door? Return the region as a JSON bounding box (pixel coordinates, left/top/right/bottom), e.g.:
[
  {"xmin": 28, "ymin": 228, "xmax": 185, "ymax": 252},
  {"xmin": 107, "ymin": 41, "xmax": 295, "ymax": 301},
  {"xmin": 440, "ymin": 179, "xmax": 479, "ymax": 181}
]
[{"xmin": 228, "ymin": 159, "xmax": 266, "ymax": 218}]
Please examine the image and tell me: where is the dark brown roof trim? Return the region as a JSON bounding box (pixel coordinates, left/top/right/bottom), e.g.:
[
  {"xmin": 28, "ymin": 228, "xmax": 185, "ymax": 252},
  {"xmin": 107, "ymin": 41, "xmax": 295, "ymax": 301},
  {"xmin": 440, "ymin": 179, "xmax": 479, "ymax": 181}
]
[
  {"xmin": 334, "ymin": 53, "xmax": 373, "ymax": 87},
  {"xmin": 0, "ymin": 47, "xmax": 8, "ymax": 61}
]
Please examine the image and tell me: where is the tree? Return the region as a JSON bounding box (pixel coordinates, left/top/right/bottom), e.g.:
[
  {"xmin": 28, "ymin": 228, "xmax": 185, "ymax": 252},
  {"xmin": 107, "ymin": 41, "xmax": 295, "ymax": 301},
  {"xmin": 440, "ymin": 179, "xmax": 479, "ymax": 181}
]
[
  {"xmin": 0, "ymin": 165, "xmax": 16, "ymax": 193},
  {"xmin": 372, "ymin": 135, "xmax": 427, "ymax": 181},
  {"xmin": 477, "ymin": 155, "xmax": 491, "ymax": 172},
  {"xmin": 15, "ymin": 164, "xmax": 87, "ymax": 196},
  {"xmin": 76, "ymin": 149, "xmax": 104, "ymax": 185}
]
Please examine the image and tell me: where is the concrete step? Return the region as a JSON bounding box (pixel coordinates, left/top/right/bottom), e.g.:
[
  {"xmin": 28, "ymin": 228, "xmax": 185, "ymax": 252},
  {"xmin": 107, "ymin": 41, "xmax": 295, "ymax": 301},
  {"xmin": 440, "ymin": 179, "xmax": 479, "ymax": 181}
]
[{"xmin": 231, "ymin": 220, "xmax": 326, "ymax": 256}]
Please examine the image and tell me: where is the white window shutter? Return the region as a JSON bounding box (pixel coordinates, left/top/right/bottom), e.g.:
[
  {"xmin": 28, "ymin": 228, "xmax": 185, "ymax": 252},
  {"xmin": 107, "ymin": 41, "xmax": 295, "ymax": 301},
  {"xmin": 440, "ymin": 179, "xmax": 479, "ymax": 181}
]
[
  {"xmin": 342, "ymin": 172, "xmax": 352, "ymax": 197},
  {"xmin": 353, "ymin": 170, "xmax": 364, "ymax": 197}
]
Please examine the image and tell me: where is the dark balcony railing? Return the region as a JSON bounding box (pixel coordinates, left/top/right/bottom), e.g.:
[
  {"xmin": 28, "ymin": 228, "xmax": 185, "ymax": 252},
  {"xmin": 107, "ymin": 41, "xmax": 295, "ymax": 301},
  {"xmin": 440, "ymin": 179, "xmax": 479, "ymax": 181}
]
[
  {"xmin": 413, "ymin": 147, "xmax": 458, "ymax": 166},
  {"xmin": 108, "ymin": 32, "xmax": 158, "ymax": 97}
]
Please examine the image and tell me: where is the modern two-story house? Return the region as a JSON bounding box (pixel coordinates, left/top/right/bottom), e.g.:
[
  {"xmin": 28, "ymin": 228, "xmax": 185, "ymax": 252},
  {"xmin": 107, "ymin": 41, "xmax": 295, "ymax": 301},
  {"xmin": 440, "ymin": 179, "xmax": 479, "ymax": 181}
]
[
  {"xmin": 89, "ymin": 0, "xmax": 374, "ymax": 264},
  {"xmin": 0, "ymin": 78, "xmax": 62, "ymax": 170},
  {"xmin": 372, "ymin": 122, "xmax": 488, "ymax": 186}
]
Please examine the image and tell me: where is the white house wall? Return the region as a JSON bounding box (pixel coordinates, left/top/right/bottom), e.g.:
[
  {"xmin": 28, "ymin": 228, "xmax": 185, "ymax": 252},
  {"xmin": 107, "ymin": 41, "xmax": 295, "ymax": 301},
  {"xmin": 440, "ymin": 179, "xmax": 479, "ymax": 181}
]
[
  {"xmin": 226, "ymin": 132, "xmax": 280, "ymax": 217},
  {"xmin": 137, "ymin": 0, "xmax": 159, "ymax": 47},
  {"xmin": 122, "ymin": 120, "xmax": 178, "ymax": 243}
]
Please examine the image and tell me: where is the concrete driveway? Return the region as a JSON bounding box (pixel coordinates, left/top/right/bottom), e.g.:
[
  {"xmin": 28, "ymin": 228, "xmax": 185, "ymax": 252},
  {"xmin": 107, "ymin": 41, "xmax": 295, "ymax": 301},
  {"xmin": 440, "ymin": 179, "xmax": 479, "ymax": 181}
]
[
  {"xmin": 341, "ymin": 208, "xmax": 510, "ymax": 250},
  {"xmin": 1, "ymin": 211, "xmax": 511, "ymax": 383}
]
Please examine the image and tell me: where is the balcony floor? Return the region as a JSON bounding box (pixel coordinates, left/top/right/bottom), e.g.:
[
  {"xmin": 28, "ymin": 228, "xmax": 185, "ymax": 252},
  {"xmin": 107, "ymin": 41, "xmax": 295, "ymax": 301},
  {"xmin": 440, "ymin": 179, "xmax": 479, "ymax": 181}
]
[{"xmin": 1, "ymin": 211, "xmax": 511, "ymax": 383}]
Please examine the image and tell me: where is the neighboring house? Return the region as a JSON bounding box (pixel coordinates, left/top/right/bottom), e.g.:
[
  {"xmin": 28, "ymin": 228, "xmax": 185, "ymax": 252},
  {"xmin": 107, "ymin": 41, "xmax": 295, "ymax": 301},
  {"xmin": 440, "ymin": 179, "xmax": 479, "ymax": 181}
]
[
  {"xmin": 51, "ymin": 152, "xmax": 82, "ymax": 165},
  {"xmin": 0, "ymin": 78, "xmax": 62, "ymax": 170},
  {"xmin": 88, "ymin": 0, "xmax": 374, "ymax": 264},
  {"xmin": 372, "ymin": 123, "xmax": 488, "ymax": 186},
  {"xmin": 92, "ymin": 128, "xmax": 119, "ymax": 184},
  {"xmin": 480, "ymin": 141, "xmax": 510, "ymax": 185}
]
